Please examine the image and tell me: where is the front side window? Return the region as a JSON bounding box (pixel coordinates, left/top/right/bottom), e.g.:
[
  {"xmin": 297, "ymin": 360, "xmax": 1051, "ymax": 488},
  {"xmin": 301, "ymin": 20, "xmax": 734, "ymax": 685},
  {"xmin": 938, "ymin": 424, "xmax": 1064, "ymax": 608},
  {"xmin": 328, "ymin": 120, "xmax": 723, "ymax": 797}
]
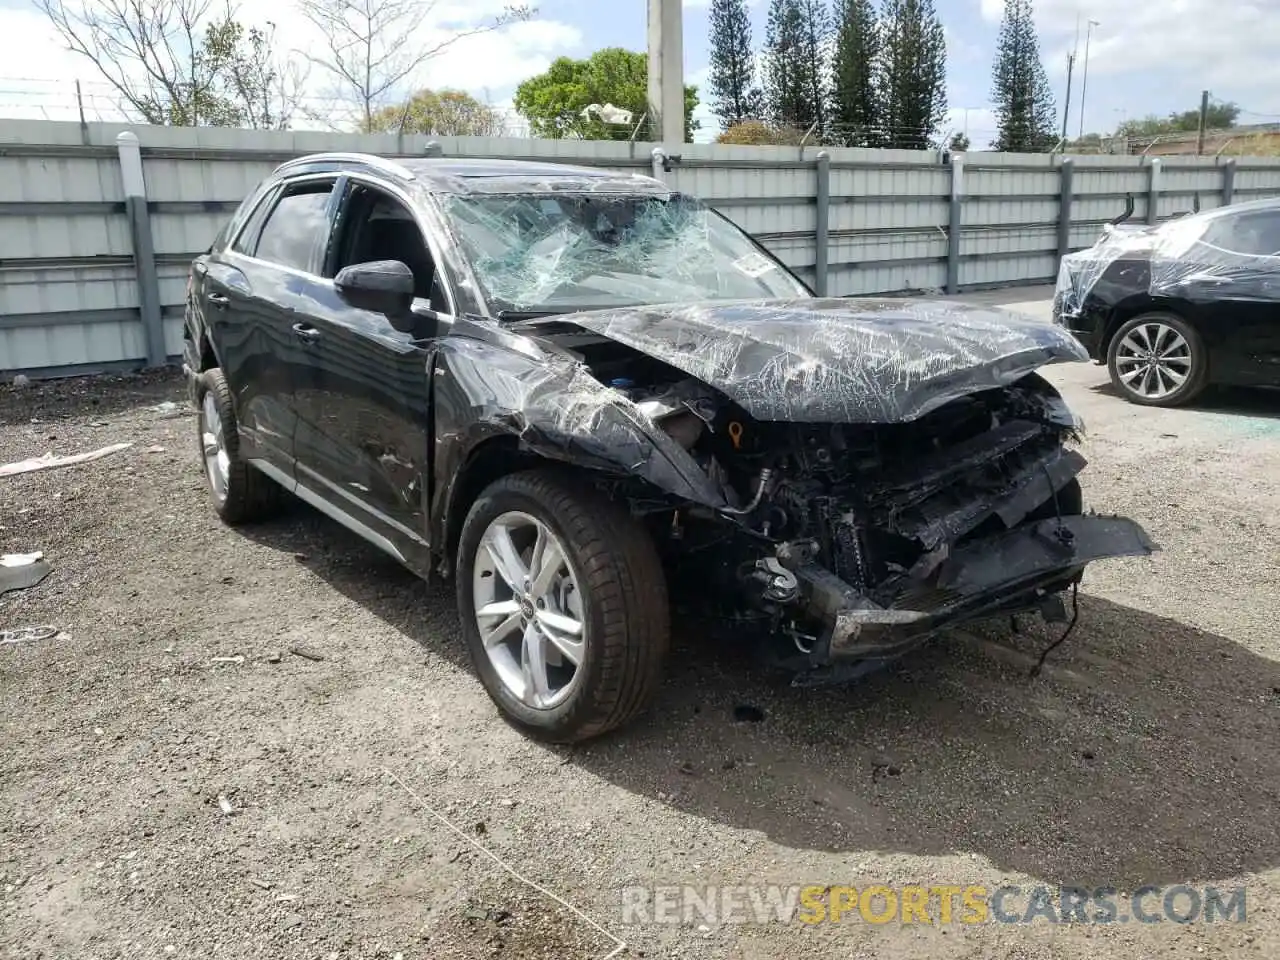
[
  {"xmin": 253, "ymin": 181, "xmax": 335, "ymax": 272},
  {"xmin": 439, "ymin": 192, "xmax": 810, "ymax": 314}
]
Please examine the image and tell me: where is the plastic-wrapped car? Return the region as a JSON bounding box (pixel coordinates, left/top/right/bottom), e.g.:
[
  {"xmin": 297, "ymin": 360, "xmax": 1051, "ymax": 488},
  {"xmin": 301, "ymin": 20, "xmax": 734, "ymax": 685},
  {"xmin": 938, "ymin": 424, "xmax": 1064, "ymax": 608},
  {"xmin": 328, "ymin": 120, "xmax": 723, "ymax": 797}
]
[{"xmin": 1054, "ymin": 197, "xmax": 1280, "ymax": 406}]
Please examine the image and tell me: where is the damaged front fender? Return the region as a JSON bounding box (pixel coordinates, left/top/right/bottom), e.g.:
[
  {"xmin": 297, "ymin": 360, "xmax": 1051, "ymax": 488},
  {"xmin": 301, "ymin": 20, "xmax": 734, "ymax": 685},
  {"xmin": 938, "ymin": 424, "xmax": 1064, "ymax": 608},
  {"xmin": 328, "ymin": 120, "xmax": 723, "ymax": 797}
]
[{"xmin": 428, "ymin": 323, "xmax": 734, "ymax": 559}]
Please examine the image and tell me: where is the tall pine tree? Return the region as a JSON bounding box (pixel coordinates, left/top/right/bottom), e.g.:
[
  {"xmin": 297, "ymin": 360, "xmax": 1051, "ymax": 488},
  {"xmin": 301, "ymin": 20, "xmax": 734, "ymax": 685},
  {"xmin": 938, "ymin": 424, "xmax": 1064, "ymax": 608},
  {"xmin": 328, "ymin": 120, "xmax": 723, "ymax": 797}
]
[
  {"xmin": 708, "ymin": 0, "xmax": 762, "ymax": 127},
  {"xmin": 831, "ymin": 0, "xmax": 881, "ymax": 146},
  {"xmin": 990, "ymin": 0, "xmax": 1056, "ymax": 151},
  {"xmin": 763, "ymin": 0, "xmax": 828, "ymax": 135},
  {"xmin": 878, "ymin": 0, "xmax": 947, "ymax": 150}
]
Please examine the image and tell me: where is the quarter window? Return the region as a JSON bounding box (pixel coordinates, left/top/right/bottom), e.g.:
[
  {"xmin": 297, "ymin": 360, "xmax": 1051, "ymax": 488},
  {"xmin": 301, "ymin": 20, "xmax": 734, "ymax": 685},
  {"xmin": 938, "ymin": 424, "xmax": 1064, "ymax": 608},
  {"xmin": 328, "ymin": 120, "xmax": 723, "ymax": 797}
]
[{"xmin": 253, "ymin": 181, "xmax": 336, "ymax": 272}]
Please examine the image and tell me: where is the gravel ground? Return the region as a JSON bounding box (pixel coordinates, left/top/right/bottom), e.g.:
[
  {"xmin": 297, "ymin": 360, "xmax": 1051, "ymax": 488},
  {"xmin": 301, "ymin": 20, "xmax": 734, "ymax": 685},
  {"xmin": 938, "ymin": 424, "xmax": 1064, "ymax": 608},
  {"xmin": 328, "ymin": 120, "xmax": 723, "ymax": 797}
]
[{"xmin": 3, "ymin": 312, "xmax": 1280, "ymax": 958}]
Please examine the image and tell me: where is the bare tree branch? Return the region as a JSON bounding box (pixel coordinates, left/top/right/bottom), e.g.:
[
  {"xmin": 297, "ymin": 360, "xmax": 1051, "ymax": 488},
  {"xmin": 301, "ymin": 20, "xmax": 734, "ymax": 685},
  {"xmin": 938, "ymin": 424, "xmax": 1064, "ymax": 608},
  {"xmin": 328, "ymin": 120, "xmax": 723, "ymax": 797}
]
[
  {"xmin": 35, "ymin": 0, "xmax": 305, "ymax": 127},
  {"xmin": 297, "ymin": 0, "xmax": 534, "ymax": 131}
]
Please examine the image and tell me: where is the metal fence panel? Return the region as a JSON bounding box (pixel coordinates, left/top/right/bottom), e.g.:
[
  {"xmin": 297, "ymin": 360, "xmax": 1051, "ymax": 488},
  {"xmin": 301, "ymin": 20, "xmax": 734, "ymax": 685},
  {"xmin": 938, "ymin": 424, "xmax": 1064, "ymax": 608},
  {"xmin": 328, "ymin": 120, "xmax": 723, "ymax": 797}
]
[{"xmin": 5, "ymin": 119, "xmax": 1280, "ymax": 377}]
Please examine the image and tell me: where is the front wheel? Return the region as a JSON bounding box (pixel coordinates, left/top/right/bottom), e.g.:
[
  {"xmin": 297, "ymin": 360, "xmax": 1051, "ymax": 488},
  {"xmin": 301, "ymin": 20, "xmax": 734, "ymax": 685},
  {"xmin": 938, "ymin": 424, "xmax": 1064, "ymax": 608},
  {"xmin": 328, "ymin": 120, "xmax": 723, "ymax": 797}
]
[
  {"xmin": 196, "ymin": 367, "xmax": 283, "ymax": 524},
  {"xmin": 456, "ymin": 469, "xmax": 670, "ymax": 743},
  {"xmin": 1107, "ymin": 311, "xmax": 1209, "ymax": 407}
]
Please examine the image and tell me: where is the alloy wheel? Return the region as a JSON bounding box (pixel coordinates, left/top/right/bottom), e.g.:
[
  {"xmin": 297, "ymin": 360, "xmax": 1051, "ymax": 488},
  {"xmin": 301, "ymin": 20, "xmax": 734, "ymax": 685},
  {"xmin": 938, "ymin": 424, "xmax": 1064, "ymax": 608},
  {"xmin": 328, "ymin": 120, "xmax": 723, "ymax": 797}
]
[
  {"xmin": 472, "ymin": 511, "xmax": 586, "ymax": 710},
  {"xmin": 200, "ymin": 391, "xmax": 230, "ymax": 502},
  {"xmin": 1113, "ymin": 321, "xmax": 1194, "ymax": 400}
]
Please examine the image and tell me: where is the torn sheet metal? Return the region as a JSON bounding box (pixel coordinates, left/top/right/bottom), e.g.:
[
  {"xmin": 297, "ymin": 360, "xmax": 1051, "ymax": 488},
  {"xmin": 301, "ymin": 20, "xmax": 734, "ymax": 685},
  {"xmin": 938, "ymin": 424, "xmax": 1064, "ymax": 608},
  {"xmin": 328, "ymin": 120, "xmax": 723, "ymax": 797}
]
[
  {"xmin": 543, "ymin": 298, "xmax": 1089, "ymax": 424},
  {"xmin": 1056, "ymin": 200, "xmax": 1280, "ymax": 319}
]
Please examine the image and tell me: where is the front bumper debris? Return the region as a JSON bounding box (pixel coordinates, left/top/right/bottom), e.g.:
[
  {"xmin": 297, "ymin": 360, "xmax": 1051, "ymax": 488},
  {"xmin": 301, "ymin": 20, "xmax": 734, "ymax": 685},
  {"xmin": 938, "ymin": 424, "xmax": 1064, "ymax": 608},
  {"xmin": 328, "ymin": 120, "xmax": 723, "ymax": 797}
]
[{"xmin": 781, "ymin": 514, "xmax": 1155, "ymax": 668}]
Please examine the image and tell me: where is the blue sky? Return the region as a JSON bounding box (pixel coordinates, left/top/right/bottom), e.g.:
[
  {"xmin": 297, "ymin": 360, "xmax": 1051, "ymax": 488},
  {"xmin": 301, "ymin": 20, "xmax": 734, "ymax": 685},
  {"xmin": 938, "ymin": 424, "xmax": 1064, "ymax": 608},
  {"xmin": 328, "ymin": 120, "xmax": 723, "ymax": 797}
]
[{"xmin": 3, "ymin": 0, "xmax": 1279, "ymax": 145}]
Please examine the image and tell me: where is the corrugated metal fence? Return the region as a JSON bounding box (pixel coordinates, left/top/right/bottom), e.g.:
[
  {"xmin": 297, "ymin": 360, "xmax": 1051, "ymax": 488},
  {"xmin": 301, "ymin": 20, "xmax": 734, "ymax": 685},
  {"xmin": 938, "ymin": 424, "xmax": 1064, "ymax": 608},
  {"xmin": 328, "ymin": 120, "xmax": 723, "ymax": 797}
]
[{"xmin": 5, "ymin": 118, "xmax": 1280, "ymax": 378}]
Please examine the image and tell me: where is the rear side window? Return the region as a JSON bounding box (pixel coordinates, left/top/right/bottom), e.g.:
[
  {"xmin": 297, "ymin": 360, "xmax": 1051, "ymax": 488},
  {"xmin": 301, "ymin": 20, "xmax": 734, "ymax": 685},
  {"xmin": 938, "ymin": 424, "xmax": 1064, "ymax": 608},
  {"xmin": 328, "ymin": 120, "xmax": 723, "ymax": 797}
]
[
  {"xmin": 253, "ymin": 181, "xmax": 336, "ymax": 272},
  {"xmin": 1202, "ymin": 211, "xmax": 1280, "ymax": 257}
]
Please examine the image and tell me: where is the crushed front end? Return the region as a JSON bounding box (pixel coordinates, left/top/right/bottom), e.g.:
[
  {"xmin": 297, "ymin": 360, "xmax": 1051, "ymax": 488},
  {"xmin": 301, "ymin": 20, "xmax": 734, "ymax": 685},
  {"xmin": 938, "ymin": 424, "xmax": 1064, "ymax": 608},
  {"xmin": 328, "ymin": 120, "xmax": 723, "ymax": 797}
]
[{"xmin": 615, "ymin": 374, "xmax": 1156, "ymax": 682}]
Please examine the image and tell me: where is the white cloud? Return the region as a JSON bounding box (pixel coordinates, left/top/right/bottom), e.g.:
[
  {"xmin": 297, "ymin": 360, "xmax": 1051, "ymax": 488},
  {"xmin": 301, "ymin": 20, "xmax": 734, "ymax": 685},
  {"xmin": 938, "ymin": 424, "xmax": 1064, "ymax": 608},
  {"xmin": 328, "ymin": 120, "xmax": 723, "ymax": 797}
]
[
  {"xmin": 986, "ymin": 0, "xmax": 1280, "ymax": 124},
  {"xmin": 0, "ymin": 1, "xmax": 582, "ymax": 126}
]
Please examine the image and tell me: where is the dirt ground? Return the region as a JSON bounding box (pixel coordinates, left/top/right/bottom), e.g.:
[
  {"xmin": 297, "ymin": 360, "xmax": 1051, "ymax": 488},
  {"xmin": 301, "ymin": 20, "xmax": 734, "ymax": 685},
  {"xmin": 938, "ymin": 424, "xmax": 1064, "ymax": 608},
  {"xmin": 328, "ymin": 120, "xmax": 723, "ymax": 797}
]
[{"xmin": 3, "ymin": 338, "xmax": 1280, "ymax": 958}]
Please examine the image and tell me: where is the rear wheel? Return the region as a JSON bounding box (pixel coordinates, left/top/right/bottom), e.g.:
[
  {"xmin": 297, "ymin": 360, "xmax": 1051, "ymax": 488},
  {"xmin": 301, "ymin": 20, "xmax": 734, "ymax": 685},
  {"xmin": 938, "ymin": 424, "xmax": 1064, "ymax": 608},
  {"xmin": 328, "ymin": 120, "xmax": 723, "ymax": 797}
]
[
  {"xmin": 1107, "ymin": 311, "xmax": 1208, "ymax": 407},
  {"xmin": 197, "ymin": 367, "xmax": 283, "ymax": 524},
  {"xmin": 456, "ymin": 469, "xmax": 670, "ymax": 743}
]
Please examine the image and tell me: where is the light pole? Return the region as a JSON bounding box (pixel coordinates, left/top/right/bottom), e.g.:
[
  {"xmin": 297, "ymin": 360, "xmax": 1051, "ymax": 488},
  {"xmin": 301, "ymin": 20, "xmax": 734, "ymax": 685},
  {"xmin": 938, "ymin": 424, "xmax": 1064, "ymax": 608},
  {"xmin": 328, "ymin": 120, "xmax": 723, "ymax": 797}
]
[{"xmin": 1079, "ymin": 19, "xmax": 1100, "ymax": 141}]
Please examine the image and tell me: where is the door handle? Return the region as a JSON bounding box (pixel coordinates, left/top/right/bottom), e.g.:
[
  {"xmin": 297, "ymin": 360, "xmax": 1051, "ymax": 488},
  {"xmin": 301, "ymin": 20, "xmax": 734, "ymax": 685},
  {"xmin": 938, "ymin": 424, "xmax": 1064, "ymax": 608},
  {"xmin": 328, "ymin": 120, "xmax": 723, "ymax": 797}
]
[
  {"xmin": 206, "ymin": 292, "xmax": 229, "ymax": 307},
  {"xmin": 292, "ymin": 322, "xmax": 322, "ymax": 342}
]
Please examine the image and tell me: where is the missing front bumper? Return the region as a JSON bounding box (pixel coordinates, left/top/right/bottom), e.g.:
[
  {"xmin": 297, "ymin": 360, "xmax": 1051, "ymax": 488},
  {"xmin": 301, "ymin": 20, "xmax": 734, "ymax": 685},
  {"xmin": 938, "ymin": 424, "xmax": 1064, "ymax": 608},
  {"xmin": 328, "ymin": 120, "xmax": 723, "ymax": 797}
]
[{"xmin": 785, "ymin": 514, "xmax": 1156, "ymax": 667}]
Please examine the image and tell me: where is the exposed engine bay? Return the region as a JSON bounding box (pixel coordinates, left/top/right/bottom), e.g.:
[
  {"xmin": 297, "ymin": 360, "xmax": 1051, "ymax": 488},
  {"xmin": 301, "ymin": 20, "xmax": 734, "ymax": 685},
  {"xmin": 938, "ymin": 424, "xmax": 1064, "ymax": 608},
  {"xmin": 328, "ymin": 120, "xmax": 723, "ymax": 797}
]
[{"xmin": 540, "ymin": 327, "xmax": 1153, "ymax": 682}]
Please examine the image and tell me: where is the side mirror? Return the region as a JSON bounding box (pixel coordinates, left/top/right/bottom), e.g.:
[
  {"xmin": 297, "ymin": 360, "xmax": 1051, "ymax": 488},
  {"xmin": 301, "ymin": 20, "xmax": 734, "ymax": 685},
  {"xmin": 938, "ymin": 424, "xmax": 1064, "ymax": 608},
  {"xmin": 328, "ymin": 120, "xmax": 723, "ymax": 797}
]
[{"xmin": 335, "ymin": 260, "xmax": 415, "ymax": 329}]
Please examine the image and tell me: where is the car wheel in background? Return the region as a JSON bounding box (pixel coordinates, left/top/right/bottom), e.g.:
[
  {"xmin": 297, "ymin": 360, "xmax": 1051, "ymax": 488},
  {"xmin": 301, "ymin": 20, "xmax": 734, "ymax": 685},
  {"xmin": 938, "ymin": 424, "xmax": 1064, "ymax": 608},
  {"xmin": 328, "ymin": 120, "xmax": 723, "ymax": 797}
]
[
  {"xmin": 456, "ymin": 468, "xmax": 670, "ymax": 743},
  {"xmin": 196, "ymin": 367, "xmax": 284, "ymax": 524},
  {"xmin": 1106, "ymin": 311, "xmax": 1209, "ymax": 407}
]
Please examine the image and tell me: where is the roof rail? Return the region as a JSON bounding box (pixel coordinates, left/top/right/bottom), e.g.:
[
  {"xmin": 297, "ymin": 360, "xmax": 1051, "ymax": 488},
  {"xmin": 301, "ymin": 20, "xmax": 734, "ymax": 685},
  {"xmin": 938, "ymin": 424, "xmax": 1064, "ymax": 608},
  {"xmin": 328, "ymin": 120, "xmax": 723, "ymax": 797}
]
[{"xmin": 272, "ymin": 152, "xmax": 416, "ymax": 180}]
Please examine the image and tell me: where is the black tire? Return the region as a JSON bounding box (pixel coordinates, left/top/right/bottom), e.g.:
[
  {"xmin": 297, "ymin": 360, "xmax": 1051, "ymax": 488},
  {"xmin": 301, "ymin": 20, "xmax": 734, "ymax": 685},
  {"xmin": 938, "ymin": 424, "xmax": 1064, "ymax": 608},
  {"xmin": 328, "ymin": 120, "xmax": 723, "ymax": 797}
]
[
  {"xmin": 1106, "ymin": 311, "xmax": 1209, "ymax": 407},
  {"xmin": 196, "ymin": 367, "xmax": 283, "ymax": 524},
  {"xmin": 456, "ymin": 468, "xmax": 670, "ymax": 743}
]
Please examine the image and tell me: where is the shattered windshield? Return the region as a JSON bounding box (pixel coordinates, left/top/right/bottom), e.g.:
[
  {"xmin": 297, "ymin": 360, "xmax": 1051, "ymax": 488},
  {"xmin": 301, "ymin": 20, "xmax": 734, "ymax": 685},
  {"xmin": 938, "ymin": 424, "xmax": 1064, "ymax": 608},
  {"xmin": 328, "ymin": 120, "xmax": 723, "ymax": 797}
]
[{"xmin": 439, "ymin": 192, "xmax": 811, "ymax": 314}]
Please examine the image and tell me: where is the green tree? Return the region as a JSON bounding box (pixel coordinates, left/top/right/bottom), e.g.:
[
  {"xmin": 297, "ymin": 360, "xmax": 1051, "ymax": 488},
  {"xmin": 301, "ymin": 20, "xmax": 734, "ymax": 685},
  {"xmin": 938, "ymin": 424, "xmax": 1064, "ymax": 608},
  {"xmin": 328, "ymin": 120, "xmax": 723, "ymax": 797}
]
[
  {"xmin": 367, "ymin": 89, "xmax": 505, "ymax": 135},
  {"xmin": 878, "ymin": 0, "xmax": 947, "ymax": 150},
  {"xmin": 1117, "ymin": 102, "xmax": 1241, "ymax": 139},
  {"xmin": 831, "ymin": 0, "xmax": 881, "ymax": 146},
  {"xmin": 763, "ymin": 0, "xmax": 829, "ymax": 135},
  {"xmin": 513, "ymin": 48, "xmax": 700, "ymax": 141},
  {"xmin": 989, "ymin": 0, "xmax": 1056, "ymax": 152},
  {"xmin": 948, "ymin": 130, "xmax": 970, "ymax": 151},
  {"xmin": 708, "ymin": 0, "xmax": 762, "ymax": 127}
]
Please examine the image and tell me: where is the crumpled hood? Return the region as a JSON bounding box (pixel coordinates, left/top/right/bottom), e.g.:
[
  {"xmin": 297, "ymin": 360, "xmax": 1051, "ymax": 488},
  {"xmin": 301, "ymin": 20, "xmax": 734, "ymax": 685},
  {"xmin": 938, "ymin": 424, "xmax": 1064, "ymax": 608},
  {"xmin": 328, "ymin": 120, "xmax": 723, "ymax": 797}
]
[{"xmin": 533, "ymin": 298, "xmax": 1089, "ymax": 424}]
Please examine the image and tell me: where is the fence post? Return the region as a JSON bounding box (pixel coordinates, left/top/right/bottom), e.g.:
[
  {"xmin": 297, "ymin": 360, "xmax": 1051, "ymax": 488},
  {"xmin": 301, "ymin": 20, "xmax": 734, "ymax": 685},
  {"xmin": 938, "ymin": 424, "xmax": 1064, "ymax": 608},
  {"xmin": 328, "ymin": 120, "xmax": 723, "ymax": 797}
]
[
  {"xmin": 1146, "ymin": 157, "xmax": 1163, "ymax": 225},
  {"xmin": 1057, "ymin": 158, "xmax": 1074, "ymax": 269},
  {"xmin": 1222, "ymin": 159, "xmax": 1237, "ymax": 206},
  {"xmin": 116, "ymin": 131, "xmax": 165, "ymax": 368},
  {"xmin": 814, "ymin": 151, "xmax": 830, "ymax": 297},
  {"xmin": 946, "ymin": 153, "xmax": 964, "ymax": 295}
]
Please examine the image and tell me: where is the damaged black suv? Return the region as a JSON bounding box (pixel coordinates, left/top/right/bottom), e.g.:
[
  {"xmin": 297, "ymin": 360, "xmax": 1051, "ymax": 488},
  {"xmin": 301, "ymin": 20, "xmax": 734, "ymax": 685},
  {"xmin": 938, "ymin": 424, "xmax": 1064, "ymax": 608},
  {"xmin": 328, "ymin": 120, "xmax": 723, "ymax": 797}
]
[{"xmin": 184, "ymin": 153, "xmax": 1154, "ymax": 742}]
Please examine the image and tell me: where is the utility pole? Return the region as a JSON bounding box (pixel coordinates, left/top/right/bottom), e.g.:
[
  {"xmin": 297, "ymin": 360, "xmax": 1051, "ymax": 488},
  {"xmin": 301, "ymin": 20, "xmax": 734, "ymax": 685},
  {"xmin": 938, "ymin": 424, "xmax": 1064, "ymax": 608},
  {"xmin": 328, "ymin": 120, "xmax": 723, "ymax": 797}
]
[
  {"xmin": 647, "ymin": 0, "xmax": 685, "ymax": 147},
  {"xmin": 1079, "ymin": 19, "xmax": 1099, "ymax": 140},
  {"xmin": 1061, "ymin": 51, "xmax": 1076, "ymax": 145},
  {"xmin": 1196, "ymin": 89, "xmax": 1210, "ymax": 155}
]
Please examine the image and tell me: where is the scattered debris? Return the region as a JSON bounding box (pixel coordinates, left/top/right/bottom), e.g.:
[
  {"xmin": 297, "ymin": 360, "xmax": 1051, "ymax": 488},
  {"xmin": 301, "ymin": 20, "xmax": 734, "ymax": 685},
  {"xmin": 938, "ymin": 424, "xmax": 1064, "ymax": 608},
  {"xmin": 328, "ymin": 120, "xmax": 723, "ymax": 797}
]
[
  {"xmin": 249, "ymin": 878, "xmax": 272, "ymax": 890},
  {"xmin": 217, "ymin": 795, "xmax": 234, "ymax": 816},
  {"xmin": 210, "ymin": 655, "xmax": 245, "ymax": 665},
  {"xmin": 145, "ymin": 445, "xmax": 166, "ymax": 454},
  {"xmin": 11, "ymin": 374, "xmax": 30, "ymax": 389},
  {"xmin": 149, "ymin": 401, "xmax": 181, "ymax": 415},
  {"xmin": 498, "ymin": 798, "xmax": 517, "ymax": 808},
  {"xmin": 0, "ymin": 625, "xmax": 59, "ymax": 645},
  {"xmin": 1, "ymin": 551, "xmax": 51, "ymax": 596},
  {"xmin": 732, "ymin": 704, "xmax": 765, "ymax": 723},
  {"xmin": 677, "ymin": 760, "xmax": 696, "ymax": 776},
  {"xmin": 0, "ymin": 442, "xmax": 132, "ymax": 478},
  {"xmin": 266, "ymin": 651, "xmax": 282, "ymax": 664},
  {"xmin": 289, "ymin": 646, "xmax": 325, "ymax": 662}
]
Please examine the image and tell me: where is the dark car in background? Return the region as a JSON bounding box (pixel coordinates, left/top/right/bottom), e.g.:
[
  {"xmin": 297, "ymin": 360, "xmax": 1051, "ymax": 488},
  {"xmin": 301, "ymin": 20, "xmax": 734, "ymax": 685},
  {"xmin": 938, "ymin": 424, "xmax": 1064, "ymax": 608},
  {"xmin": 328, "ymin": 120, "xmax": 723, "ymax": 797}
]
[
  {"xmin": 184, "ymin": 153, "xmax": 1154, "ymax": 742},
  {"xmin": 1054, "ymin": 197, "xmax": 1280, "ymax": 406}
]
